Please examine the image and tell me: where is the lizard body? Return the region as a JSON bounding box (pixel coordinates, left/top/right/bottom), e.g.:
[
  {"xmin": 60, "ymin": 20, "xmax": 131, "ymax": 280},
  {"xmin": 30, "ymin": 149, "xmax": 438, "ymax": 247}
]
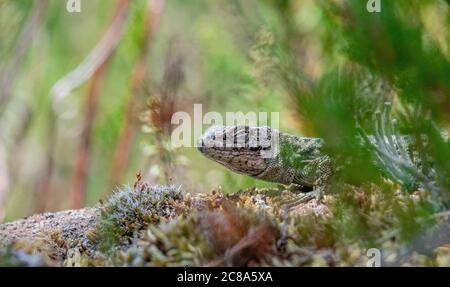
[
  {"xmin": 198, "ymin": 125, "xmax": 333, "ymax": 203},
  {"xmin": 198, "ymin": 125, "xmax": 448, "ymax": 204}
]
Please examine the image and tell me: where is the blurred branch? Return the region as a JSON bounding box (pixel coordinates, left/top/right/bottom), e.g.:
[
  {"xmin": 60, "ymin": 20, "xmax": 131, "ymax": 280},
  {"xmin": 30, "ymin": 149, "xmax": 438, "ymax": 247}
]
[
  {"xmin": 36, "ymin": 0, "xmax": 130, "ymax": 212},
  {"xmin": 110, "ymin": 0, "xmax": 166, "ymax": 187},
  {"xmin": 69, "ymin": 65, "xmax": 109, "ymax": 209},
  {"xmin": 50, "ymin": 0, "xmax": 129, "ymax": 106},
  {"xmin": 10, "ymin": 107, "xmax": 33, "ymax": 173},
  {"xmin": 69, "ymin": 0, "xmax": 131, "ymax": 209},
  {"xmin": 35, "ymin": 114, "xmax": 56, "ymax": 213},
  {"xmin": 3, "ymin": 106, "xmax": 33, "ymax": 216},
  {"xmin": 0, "ymin": 0, "xmax": 48, "ymax": 115}
]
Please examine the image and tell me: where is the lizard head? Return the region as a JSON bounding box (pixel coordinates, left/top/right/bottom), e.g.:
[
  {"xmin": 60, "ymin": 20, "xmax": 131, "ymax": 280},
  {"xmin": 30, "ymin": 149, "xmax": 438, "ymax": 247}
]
[{"xmin": 197, "ymin": 125, "xmax": 279, "ymax": 176}]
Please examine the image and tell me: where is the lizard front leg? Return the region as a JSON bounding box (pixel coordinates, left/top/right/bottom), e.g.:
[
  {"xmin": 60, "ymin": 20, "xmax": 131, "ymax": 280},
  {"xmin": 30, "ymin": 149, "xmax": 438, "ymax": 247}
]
[
  {"xmin": 283, "ymin": 156, "xmax": 333, "ymax": 208},
  {"xmin": 312, "ymin": 155, "xmax": 333, "ymax": 200}
]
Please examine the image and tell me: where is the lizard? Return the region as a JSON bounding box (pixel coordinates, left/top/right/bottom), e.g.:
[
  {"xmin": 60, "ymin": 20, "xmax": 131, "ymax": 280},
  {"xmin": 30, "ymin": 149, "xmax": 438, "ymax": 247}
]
[
  {"xmin": 197, "ymin": 125, "xmax": 449, "ymax": 206},
  {"xmin": 197, "ymin": 125, "xmax": 333, "ymax": 206}
]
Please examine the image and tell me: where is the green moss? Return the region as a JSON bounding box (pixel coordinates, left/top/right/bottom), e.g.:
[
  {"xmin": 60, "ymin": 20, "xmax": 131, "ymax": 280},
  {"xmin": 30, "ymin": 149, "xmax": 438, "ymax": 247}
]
[
  {"xmin": 0, "ymin": 247, "xmax": 51, "ymax": 267},
  {"xmin": 87, "ymin": 181, "xmax": 446, "ymax": 266},
  {"xmin": 2, "ymin": 181, "xmax": 447, "ymax": 267},
  {"xmin": 95, "ymin": 182, "xmax": 183, "ymax": 252},
  {"xmin": 117, "ymin": 216, "xmax": 212, "ymax": 267}
]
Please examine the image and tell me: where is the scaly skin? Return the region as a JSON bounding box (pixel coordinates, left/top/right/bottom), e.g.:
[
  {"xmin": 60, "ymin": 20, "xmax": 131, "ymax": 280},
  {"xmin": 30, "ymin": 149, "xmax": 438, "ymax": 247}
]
[{"xmin": 197, "ymin": 125, "xmax": 334, "ymax": 204}]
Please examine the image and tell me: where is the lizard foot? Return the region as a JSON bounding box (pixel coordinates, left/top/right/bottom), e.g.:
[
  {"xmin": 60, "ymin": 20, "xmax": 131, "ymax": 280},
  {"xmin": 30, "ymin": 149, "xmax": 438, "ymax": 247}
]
[{"xmin": 281, "ymin": 190, "xmax": 322, "ymax": 209}]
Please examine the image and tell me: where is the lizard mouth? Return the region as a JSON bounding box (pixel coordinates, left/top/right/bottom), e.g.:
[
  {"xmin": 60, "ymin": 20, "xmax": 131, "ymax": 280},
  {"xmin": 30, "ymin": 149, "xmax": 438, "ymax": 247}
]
[
  {"xmin": 197, "ymin": 145, "xmax": 206, "ymax": 154},
  {"xmin": 198, "ymin": 146, "xmax": 269, "ymax": 177}
]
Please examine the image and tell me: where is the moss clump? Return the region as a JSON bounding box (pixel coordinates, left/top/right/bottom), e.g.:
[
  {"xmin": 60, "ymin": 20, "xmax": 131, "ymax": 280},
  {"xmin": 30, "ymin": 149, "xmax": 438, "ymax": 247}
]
[
  {"xmin": 2, "ymin": 177, "xmax": 449, "ymax": 267},
  {"xmin": 117, "ymin": 216, "xmax": 211, "ymax": 266},
  {"xmin": 94, "ymin": 180, "xmax": 184, "ymax": 252},
  {"xmin": 0, "ymin": 245, "xmax": 54, "ymax": 267},
  {"xmin": 115, "ymin": 202, "xmax": 279, "ymax": 267}
]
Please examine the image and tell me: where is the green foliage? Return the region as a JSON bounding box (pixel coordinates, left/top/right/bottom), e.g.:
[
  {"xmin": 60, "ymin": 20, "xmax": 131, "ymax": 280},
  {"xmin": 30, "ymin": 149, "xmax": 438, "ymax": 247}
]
[
  {"xmin": 268, "ymin": 0, "xmax": 450, "ymax": 209},
  {"xmin": 266, "ymin": 0, "xmax": 450, "ymax": 254}
]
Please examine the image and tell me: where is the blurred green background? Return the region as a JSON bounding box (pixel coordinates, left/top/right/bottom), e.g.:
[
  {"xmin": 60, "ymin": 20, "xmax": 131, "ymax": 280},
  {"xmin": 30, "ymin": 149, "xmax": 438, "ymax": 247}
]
[
  {"xmin": 0, "ymin": 0, "xmax": 449, "ymax": 222},
  {"xmin": 0, "ymin": 0, "xmax": 298, "ymax": 220}
]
